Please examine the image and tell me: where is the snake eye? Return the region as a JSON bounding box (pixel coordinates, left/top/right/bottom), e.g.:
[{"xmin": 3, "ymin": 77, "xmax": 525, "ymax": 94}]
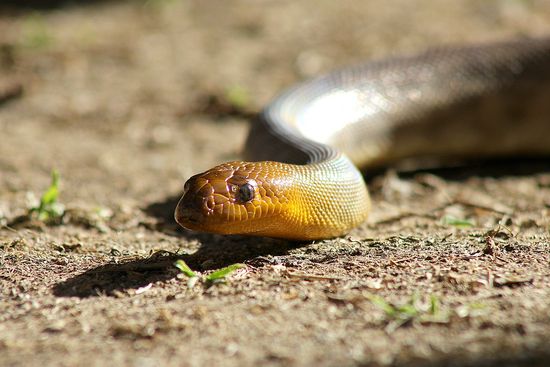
[{"xmin": 237, "ymin": 182, "xmax": 255, "ymax": 203}]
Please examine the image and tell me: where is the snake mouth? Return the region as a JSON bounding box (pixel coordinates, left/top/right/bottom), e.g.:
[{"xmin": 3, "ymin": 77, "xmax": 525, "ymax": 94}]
[{"xmin": 174, "ymin": 194, "xmax": 205, "ymax": 228}]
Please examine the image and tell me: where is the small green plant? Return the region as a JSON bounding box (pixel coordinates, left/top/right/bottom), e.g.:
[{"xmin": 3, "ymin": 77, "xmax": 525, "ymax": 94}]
[
  {"xmin": 21, "ymin": 13, "xmax": 53, "ymax": 49},
  {"xmin": 174, "ymin": 259, "xmax": 197, "ymax": 278},
  {"xmin": 29, "ymin": 170, "xmax": 65, "ymax": 221},
  {"xmin": 442, "ymin": 215, "xmax": 474, "ymax": 228},
  {"xmin": 174, "ymin": 260, "xmax": 245, "ymax": 289},
  {"xmin": 205, "ymin": 263, "xmax": 246, "ymax": 283},
  {"xmin": 369, "ymin": 294, "xmax": 419, "ymax": 323},
  {"xmin": 428, "ymin": 294, "xmax": 439, "ymax": 315},
  {"xmin": 224, "ymin": 85, "xmax": 250, "ymax": 110},
  {"xmin": 368, "ymin": 293, "xmax": 448, "ymax": 332}
]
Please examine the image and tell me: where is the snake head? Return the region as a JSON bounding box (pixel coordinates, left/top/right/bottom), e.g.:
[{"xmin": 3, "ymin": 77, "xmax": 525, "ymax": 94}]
[{"xmin": 175, "ymin": 161, "xmax": 294, "ymax": 237}]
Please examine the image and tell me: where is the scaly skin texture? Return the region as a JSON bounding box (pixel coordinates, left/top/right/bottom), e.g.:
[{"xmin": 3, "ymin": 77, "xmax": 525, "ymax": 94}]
[{"xmin": 175, "ymin": 37, "xmax": 550, "ymax": 240}]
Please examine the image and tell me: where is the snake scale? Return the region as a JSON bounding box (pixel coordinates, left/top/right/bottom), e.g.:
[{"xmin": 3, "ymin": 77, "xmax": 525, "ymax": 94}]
[{"xmin": 175, "ymin": 37, "xmax": 550, "ymax": 240}]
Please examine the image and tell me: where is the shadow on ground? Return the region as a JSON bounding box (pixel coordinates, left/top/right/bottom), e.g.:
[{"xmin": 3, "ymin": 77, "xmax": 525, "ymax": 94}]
[
  {"xmin": 52, "ymin": 237, "xmax": 297, "ymax": 298},
  {"xmin": 384, "ymin": 156, "xmax": 550, "ymax": 182},
  {"xmin": 143, "ymin": 193, "xmax": 182, "ymax": 234}
]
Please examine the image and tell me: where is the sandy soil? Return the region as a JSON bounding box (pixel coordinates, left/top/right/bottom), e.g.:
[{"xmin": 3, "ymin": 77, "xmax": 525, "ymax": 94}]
[{"xmin": 1, "ymin": 1, "xmax": 550, "ymax": 366}]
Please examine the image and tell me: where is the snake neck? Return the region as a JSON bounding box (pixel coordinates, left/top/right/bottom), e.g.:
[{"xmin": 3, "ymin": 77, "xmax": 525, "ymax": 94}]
[
  {"xmin": 290, "ymin": 155, "xmax": 370, "ymax": 239},
  {"xmin": 243, "ymin": 112, "xmax": 370, "ymax": 239}
]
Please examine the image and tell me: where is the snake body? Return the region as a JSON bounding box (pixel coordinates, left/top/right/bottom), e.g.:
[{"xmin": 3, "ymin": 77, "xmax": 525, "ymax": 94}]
[{"xmin": 175, "ymin": 37, "xmax": 550, "ymax": 240}]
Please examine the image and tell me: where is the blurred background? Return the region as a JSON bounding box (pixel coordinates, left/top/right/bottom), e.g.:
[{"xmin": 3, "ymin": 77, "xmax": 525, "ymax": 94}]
[{"xmin": 1, "ymin": 2, "xmax": 550, "ymax": 366}]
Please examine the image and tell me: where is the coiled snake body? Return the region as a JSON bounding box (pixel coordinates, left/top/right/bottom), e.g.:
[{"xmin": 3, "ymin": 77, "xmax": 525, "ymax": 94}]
[{"xmin": 175, "ymin": 37, "xmax": 550, "ymax": 240}]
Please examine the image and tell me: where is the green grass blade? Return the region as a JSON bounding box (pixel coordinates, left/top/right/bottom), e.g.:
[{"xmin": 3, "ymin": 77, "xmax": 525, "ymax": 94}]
[
  {"xmin": 30, "ymin": 169, "xmax": 64, "ymax": 221},
  {"xmin": 225, "ymin": 86, "xmax": 249, "ymax": 109},
  {"xmin": 442, "ymin": 215, "xmax": 474, "ymax": 228},
  {"xmin": 429, "ymin": 294, "xmax": 440, "ymax": 315},
  {"xmin": 368, "ymin": 294, "xmax": 397, "ymax": 317},
  {"xmin": 205, "ymin": 263, "xmax": 245, "ymax": 282},
  {"xmin": 40, "ymin": 169, "xmax": 60, "ymax": 205},
  {"xmin": 174, "ymin": 259, "xmax": 197, "ymax": 278}
]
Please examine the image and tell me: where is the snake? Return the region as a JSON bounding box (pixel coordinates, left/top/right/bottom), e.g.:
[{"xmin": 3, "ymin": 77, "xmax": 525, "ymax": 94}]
[{"xmin": 174, "ymin": 37, "xmax": 550, "ymax": 240}]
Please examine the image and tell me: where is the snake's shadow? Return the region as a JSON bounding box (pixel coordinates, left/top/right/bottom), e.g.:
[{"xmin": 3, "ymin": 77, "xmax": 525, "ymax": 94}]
[
  {"xmin": 52, "ymin": 200, "xmax": 297, "ymax": 298},
  {"xmin": 52, "ymin": 251, "xmax": 181, "ymax": 298},
  {"xmin": 52, "ymin": 237, "xmax": 296, "ymax": 298},
  {"xmin": 382, "ymin": 156, "xmax": 550, "ymax": 182}
]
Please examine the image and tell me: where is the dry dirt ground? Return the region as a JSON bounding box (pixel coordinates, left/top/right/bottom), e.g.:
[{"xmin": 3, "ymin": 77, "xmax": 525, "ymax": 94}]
[{"xmin": 1, "ymin": 1, "xmax": 550, "ymax": 366}]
